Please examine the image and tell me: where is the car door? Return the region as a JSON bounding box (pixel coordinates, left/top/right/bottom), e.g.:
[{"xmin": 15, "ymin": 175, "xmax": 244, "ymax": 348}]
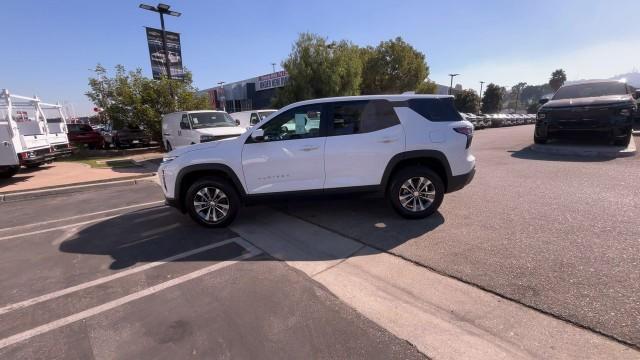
[
  {"xmin": 324, "ymin": 100, "xmax": 405, "ymax": 189},
  {"xmin": 177, "ymin": 113, "xmax": 193, "ymax": 147},
  {"xmin": 242, "ymin": 104, "xmax": 326, "ymax": 194}
]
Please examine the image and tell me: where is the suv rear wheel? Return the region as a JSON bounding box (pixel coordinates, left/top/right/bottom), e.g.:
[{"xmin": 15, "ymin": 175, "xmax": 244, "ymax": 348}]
[
  {"xmin": 388, "ymin": 166, "xmax": 444, "ymax": 219},
  {"xmin": 185, "ymin": 177, "xmax": 239, "ymax": 227},
  {"xmin": 533, "ymin": 135, "xmax": 548, "ymax": 144}
]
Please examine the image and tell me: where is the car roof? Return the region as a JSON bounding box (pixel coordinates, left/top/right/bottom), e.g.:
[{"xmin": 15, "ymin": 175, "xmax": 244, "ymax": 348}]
[
  {"xmin": 230, "ymin": 109, "xmax": 277, "ymax": 115},
  {"xmin": 280, "ymin": 94, "xmax": 453, "ymax": 111}
]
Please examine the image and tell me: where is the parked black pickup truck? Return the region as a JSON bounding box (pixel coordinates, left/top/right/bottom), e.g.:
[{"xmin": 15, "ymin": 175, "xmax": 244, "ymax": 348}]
[
  {"xmin": 102, "ymin": 123, "xmax": 152, "ymax": 149},
  {"xmin": 535, "ymin": 80, "xmax": 638, "ymax": 146}
]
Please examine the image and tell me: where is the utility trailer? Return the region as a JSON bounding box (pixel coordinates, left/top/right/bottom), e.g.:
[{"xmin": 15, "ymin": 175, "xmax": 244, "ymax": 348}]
[{"xmin": 0, "ymin": 89, "xmax": 71, "ymax": 178}]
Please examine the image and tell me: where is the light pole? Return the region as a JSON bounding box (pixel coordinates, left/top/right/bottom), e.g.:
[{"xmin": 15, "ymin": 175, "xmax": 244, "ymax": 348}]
[
  {"xmin": 479, "ymin": 81, "xmax": 485, "ymax": 112},
  {"xmin": 139, "ymin": 3, "xmax": 181, "ymax": 80},
  {"xmin": 218, "ymin": 81, "xmax": 226, "ymax": 111},
  {"xmin": 271, "ymin": 63, "xmax": 276, "ymax": 73},
  {"xmin": 448, "ymin": 73, "xmax": 460, "ymax": 95}
]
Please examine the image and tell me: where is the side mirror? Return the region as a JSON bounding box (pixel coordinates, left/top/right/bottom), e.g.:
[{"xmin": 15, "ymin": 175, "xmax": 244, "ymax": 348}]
[
  {"xmin": 251, "ymin": 129, "xmax": 265, "ymax": 142},
  {"xmin": 539, "ymin": 98, "xmax": 549, "ymax": 105},
  {"xmin": 235, "ymin": 119, "xmax": 240, "ymax": 126},
  {"xmin": 179, "ymin": 122, "xmax": 189, "ymax": 129},
  {"xmin": 634, "ymin": 90, "xmax": 640, "ymax": 99}
]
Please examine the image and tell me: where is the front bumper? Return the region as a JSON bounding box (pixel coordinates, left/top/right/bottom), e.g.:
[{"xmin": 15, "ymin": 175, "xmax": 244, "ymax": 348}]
[{"xmin": 447, "ymin": 166, "xmax": 475, "ymax": 193}]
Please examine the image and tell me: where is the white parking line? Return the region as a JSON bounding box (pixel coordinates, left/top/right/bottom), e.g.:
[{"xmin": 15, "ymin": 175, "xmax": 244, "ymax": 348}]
[
  {"xmin": 0, "ymin": 249, "xmax": 259, "ymax": 350},
  {"xmin": 0, "ymin": 201, "xmax": 165, "ymax": 233},
  {"xmin": 0, "ymin": 238, "xmax": 241, "ymax": 316},
  {"xmin": 0, "ymin": 206, "xmax": 171, "ymax": 242}
]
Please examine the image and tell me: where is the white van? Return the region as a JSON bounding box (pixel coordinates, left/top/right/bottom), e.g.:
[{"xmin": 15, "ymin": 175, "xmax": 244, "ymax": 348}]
[
  {"xmin": 162, "ymin": 110, "xmax": 246, "ymax": 151},
  {"xmin": 230, "ymin": 109, "xmax": 277, "ymax": 128}
]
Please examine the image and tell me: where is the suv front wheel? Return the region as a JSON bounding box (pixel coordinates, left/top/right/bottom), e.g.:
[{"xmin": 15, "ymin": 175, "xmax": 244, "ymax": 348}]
[
  {"xmin": 185, "ymin": 177, "xmax": 240, "ymax": 227},
  {"xmin": 388, "ymin": 166, "xmax": 444, "ymax": 219}
]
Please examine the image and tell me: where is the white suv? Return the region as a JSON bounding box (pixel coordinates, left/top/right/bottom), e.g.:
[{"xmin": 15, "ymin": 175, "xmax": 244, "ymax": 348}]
[{"xmin": 159, "ymin": 95, "xmax": 476, "ymax": 227}]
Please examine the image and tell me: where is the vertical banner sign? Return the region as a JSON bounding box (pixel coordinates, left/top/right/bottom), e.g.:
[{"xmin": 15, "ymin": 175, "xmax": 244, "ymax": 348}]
[{"xmin": 145, "ymin": 27, "xmax": 185, "ymax": 80}]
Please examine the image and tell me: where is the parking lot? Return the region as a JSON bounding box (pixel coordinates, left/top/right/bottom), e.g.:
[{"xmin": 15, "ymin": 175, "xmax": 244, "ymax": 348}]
[{"xmin": 0, "ymin": 125, "xmax": 639, "ymax": 358}]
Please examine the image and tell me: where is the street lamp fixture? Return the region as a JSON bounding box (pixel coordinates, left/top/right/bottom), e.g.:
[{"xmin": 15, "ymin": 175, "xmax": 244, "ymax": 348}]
[
  {"xmin": 448, "ymin": 73, "xmax": 460, "ymax": 95},
  {"xmin": 479, "ymin": 81, "xmax": 485, "ymax": 111}
]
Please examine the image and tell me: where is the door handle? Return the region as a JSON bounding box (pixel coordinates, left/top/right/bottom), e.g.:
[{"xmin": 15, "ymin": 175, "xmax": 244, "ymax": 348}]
[
  {"xmin": 378, "ymin": 137, "xmax": 399, "ymax": 144},
  {"xmin": 299, "ymin": 145, "xmax": 320, "ymax": 151},
  {"xmin": 178, "ymin": 130, "xmax": 182, "ymax": 136}
]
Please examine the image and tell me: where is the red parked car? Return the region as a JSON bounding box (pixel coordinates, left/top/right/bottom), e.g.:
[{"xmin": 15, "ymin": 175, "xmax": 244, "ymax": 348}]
[{"xmin": 67, "ymin": 123, "xmax": 105, "ymax": 149}]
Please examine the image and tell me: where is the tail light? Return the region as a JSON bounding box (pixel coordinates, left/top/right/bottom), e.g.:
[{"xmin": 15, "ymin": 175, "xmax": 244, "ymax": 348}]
[{"xmin": 453, "ymin": 126, "xmax": 473, "ymax": 149}]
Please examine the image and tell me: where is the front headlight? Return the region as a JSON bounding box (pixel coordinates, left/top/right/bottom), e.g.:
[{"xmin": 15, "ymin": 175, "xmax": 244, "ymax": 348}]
[
  {"xmin": 619, "ymin": 108, "xmax": 631, "ymax": 117},
  {"xmin": 200, "ymin": 135, "xmax": 216, "ymax": 142},
  {"xmin": 537, "ymin": 113, "xmax": 546, "ymax": 119},
  {"xmin": 162, "ymin": 155, "xmax": 178, "ymax": 164}
]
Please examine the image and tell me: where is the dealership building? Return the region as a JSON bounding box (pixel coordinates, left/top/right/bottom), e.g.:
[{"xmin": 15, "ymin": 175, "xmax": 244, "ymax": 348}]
[{"xmin": 200, "ymin": 71, "xmax": 288, "ymax": 113}]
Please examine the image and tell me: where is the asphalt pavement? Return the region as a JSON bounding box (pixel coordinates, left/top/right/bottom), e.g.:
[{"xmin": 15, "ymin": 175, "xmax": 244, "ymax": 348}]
[
  {"xmin": 0, "ymin": 184, "xmax": 424, "ymax": 359},
  {"xmin": 284, "ymin": 125, "xmax": 640, "ymax": 347}
]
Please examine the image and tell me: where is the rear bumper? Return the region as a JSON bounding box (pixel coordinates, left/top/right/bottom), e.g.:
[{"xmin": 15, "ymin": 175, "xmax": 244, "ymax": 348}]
[{"xmin": 447, "ymin": 166, "xmax": 475, "ymax": 193}]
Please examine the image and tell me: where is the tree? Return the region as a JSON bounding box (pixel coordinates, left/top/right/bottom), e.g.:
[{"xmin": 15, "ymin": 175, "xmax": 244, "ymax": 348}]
[
  {"xmin": 549, "ymin": 69, "xmax": 567, "ymax": 92},
  {"xmin": 360, "ymin": 37, "xmax": 428, "ymax": 94},
  {"xmin": 86, "ymin": 64, "xmax": 209, "ymax": 141},
  {"xmin": 481, "ymin": 83, "xmax": 504, "ymax": 114},
  {"xmin": 510, "ymin": 82, "xmax": 527, "ymax": 112},
  {"xmin": 415, "ymin": 80, "xmax": 437, "ymax": 94},
  {"xmin": 273, "ymin": 33, "xmax": 362, "ymax": 107},
  {"xmin": 454, "ymin": 89, "xmax": 480, "ymax": 113},
  {"xmin": 520, "ymin": 84, "xmax": 552, "ymax": 105}
]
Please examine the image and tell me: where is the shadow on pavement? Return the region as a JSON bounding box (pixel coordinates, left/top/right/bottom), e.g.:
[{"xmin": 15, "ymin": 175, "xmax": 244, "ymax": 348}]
[
  {"xmin": 271, "ymin": 195, "xmax": 445, "ymax": 252},
  {"xmin": 59, "ymin": 206, "xmax": 236, "ymax": 270},
  {"xmin": 59, "ymin": 195, "xmax": 443, "ymax": 267},
  {"xmin": 509, "ymin": 146, "xmax": 618, "ymax": 162}
]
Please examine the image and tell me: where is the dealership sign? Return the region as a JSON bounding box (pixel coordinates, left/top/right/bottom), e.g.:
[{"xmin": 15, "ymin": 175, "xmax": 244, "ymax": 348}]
[
  {"xmin": 256, "ymin": 70, "xmax": 289, "ymax": 91},
  {"xmin": 145, "ymin": 27, "xmax": 185, "ymax": 80}
]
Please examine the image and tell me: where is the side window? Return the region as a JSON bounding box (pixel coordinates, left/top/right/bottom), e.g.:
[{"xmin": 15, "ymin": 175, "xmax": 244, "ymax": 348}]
[
  {"xmin": 249, "ymin": 113, "xmax": 259, "ymax": 125},
  {"xmin": 180, "ymin": 114, "xmax": 191, "ymax": 129},
  {"xmin": 259, "ymin": 105, "xmax": 322, "ymax": 142},
  {"xmin": 330, "ymin": 100, "xmax": 400, "ymax": 136},
  {"xmin": 408, "ymin": 98, "xmax": 463, "ymax": 122}
]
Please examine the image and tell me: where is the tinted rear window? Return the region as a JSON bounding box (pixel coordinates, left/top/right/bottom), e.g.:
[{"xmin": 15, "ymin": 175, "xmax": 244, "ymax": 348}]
[{"xmin": 408, "ymin": 98, "xmax": 463, "ymax": 122}]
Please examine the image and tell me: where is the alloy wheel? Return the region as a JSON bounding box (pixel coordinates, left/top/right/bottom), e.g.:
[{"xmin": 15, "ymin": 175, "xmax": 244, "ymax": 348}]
[
  {"xmin": 398, "ymin": 177, "xmax": 436, "ymax": 212},
  {"xmin": 193, "ymin": 187, "xmax": 230, "ymax": 223}
]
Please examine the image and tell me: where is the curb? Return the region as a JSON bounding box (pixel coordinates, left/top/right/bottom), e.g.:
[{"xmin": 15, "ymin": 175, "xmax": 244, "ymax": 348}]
[
  {"xmin": 0, "ymin": 174, "xmax": 157, "ymax": 203},
  {"xmin": 530, "ymin": 137, "xmax": 636, "ymax": 158}
]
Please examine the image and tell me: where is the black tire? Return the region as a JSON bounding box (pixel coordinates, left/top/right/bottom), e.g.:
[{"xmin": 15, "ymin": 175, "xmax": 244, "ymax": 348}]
[
  {"xmin": 166, "ymin": 141, "xmax": 173, "ymax": 152},
  {"xmin": 534, "ymin": 135, "xmax": 547, "ymax": 144},
  {"xmin": 613, "ymin": 130, "xmax": 631, "ymax": 147},
  {"xmin": 25, "ymin": 163, "xmax": 42, "ymax": 169},
  {"xmin": 388, "ymin": 166, "xmax": 444, "ymax": 219},
  {"xmin": 185, "ymin": 177, "xmax": 240, "ymax": 227},
  {"xmin": 0, "ymin": 166, "xmax": 19, "ymax": 179}
]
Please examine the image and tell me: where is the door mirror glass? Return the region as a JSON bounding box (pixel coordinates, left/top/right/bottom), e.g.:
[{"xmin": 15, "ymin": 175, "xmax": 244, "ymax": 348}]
[
  {"xmin": 179, "ymin": 121, "xmax": 190, "ymax": 129},
  {"xmin": 538, "ymin": 98, "xmax": 549, "ymax": 105},
  {"xmin": 251, "ymin": 129, "xmax": 265, "ymax": 141}
]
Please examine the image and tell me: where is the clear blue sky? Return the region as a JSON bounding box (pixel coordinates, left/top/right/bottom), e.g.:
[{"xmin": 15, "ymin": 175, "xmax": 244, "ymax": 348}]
[{"xmin": 2, "ymin": 0, "xmax": 638, "ymax": 116}]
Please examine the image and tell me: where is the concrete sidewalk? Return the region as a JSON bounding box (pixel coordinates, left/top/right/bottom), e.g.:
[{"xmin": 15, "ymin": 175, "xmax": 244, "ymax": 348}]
[
  {"xmin": 0, "ymin": 153, "xmax": 161, "ymax": 195},
  {"xmin": 231, "ymin": 207, "xmax": 639, "ymax": 360}
]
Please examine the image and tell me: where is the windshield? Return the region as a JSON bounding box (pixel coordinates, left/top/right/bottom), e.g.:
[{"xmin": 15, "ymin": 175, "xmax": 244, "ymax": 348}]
[
  {"xmin": 552, "ymin": 82, "xmax": 628, "ymax": 100},
  {"xmin": 189, "ymin": 112, "xmax": 236, "ymax": 128},
  {"xmin": 257, "ymin": 110, "xmax": 276, "ymax": 120}
]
